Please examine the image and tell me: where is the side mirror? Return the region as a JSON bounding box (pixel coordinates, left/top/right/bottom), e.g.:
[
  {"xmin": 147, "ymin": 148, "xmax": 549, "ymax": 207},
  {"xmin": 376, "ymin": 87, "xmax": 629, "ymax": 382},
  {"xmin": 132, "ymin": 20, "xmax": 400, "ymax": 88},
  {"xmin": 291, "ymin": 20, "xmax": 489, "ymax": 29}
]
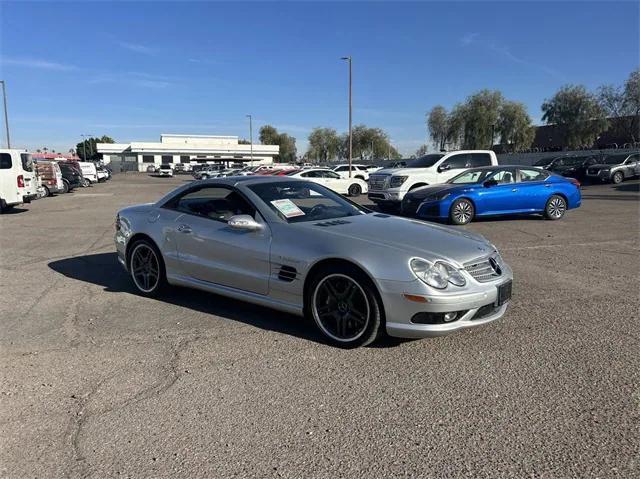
[
  {"xmin": 228, "ymin": 215, "xmax": 262, "ymax": 231},
  {"xmin": 483, "ymin": 179, "xmax": 498, "ymax": 188},
  {"xmin": 438, "ymin": 164, "xmax": 450, "ymax": 173}
]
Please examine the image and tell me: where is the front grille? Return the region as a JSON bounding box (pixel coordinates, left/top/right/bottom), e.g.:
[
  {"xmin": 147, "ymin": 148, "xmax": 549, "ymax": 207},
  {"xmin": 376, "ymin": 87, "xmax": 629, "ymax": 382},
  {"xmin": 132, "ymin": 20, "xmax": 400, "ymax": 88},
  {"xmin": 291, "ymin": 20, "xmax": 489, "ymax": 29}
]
[
  {"xmin": 369, "ymin": 175, "xmax": 389, "ymax": 190},
  {"xmin": 464, "ymin": 255, "xmax": 502, "ymax": 282}
]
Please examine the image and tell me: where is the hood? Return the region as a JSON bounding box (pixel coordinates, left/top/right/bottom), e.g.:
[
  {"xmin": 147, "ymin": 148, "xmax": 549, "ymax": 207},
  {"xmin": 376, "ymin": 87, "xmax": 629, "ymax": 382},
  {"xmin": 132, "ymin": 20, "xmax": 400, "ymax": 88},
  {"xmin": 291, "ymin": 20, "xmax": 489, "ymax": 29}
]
[
  {"xmin": 404, "ymin": 183, "xmax": 468, "ymax": 200},
  {"xmin": 297, "ymin": 213, "xmax": 492, "ymax": 266},
  {"xmin": 372, "ymin": 168, "xmax": 414, "ymax": 176}
]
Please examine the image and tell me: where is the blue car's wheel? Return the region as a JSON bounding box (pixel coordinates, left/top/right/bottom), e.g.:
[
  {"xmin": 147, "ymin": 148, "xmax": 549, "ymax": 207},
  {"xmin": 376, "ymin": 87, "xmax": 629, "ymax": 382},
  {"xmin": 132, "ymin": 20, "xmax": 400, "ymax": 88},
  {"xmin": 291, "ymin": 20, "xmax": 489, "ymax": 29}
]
[
  {"xmin": 544, "ymin": 195, "xmax": 566, "ymax": 220},
  {"xmin": 449, "ymin": 198, "xmax": 474, "ymax": 225}
]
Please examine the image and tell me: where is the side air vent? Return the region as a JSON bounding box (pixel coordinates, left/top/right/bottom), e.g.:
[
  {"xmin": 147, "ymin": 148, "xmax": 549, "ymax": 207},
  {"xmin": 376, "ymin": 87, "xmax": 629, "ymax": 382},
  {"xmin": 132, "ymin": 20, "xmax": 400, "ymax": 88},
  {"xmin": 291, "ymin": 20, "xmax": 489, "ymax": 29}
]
[
  {"xmin": 314, "ymin": 219, "xmax": 352, "ymax": 227},
  {"xmin": 373, "ymin": 213, "xmax": 390, "ymax": 218},
  {"xmin": 277, "ymin": 265, "xmax": 298, "ymax": 282}
]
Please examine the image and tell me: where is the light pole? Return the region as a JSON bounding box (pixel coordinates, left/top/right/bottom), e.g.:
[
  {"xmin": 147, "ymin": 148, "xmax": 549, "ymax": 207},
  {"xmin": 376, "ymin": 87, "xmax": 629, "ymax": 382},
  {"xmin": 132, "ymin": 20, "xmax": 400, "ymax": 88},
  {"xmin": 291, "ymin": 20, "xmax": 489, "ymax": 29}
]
[
  {"xmin": 81, "ymin": 134, "xmax": 92, "ymax": 162},
  {"xmin": 246, "ymin": 114, "xmax": 253, "ymax": 167},
  {"xmin": 341, "ymin": 56, "xmax": 352, "ymax": 177},
  {"xmin": 388, "ymin": 139, "xmax": 392, "ymax": 161},
  {"xmin": 0, "ymin": 81, "xmax": 10, "ymax": 148}
]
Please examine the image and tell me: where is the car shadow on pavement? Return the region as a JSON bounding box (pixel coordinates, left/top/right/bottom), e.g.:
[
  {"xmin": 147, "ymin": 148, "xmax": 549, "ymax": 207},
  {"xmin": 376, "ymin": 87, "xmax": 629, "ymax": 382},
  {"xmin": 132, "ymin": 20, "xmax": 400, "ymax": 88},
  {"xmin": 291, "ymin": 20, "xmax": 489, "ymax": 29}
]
[
  {"xmin": 613, "ymin": 182, "xmax": 640, "ymax": 193},
  {"xmin": 1, "ymin": 207, "xmax": 30, "ymax": 214},
  {"xmin": 48, "ymin": 252, "xmax": 407, "ymax": 348}
]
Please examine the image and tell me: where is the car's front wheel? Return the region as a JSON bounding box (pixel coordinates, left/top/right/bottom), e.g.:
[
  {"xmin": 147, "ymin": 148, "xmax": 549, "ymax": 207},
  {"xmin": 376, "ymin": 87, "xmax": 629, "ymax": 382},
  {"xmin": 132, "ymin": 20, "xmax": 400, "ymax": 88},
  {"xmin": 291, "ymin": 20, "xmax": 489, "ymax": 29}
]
[
  {"xmin": 612, "ymin": 171, "xmax": 624, "ymax": 184},
  {"xmin": 306, "ymin": 265, "xmax": 383, "ymax": 348},
  {"xmin": 348, "ymin": 183, "xmax": 362, "ymax": 196},
  {"xmin": 128, "ymin": 240, "xmax": 167, "ymax": 297},
  {"xmin": 449, "ymin": 198, "xmax": 474, "ymax": 225}
]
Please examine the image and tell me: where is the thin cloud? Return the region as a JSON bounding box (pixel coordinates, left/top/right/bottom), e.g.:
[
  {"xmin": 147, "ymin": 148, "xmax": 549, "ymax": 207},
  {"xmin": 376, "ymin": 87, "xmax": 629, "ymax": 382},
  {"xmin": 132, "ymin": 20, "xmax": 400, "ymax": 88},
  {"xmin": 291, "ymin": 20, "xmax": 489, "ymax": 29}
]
[
  {"xmin": 1, "ymin": 56, "xmax": 77, "ymax": 71},
  {"xmin": 89, "ymin": 71, "xmax": 174, "ymax": 89},
  {"xmin": 118, "ymin": 41, "xmax": 156, "ymax": 56},
  {"xmin": 460, "ymin": 33, "xmax": 479, "ymax": 46},
  {"xmin": 488, "ymin": 43, "xmax": 564, "ymax": 80}
]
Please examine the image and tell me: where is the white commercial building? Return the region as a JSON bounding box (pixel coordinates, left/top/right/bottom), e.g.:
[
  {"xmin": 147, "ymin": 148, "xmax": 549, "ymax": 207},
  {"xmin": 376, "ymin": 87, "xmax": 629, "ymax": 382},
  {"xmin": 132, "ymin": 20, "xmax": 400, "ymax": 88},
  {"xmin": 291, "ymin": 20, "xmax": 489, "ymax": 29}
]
[{"xmin": 97, "ymin": 134, "xmax": 279, "ymax": 172}]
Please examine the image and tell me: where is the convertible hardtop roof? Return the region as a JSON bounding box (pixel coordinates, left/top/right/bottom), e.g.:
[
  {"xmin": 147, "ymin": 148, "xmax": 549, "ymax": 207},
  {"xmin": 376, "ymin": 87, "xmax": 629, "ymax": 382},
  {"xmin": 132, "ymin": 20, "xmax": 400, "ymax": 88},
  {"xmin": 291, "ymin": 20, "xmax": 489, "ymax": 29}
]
[{"xmin": 199, "ymin": 175, "xmax": 304, "ymax": 187}]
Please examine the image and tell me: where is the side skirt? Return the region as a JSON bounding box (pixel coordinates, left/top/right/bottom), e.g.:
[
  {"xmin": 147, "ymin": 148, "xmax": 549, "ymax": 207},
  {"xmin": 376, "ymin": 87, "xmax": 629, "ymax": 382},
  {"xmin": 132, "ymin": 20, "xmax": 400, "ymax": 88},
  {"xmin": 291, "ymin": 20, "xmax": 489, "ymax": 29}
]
[{"xmin": 167, "ymin": 273, "xmax": 304, "ymax": 317}]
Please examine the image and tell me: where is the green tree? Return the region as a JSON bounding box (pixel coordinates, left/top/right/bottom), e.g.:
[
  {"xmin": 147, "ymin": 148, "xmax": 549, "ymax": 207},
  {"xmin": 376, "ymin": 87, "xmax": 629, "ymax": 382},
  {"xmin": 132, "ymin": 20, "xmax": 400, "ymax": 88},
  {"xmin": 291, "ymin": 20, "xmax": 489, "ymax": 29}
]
[
  {"xmin": 75, "ymin": 135, "xmax": 115, "ymax": 162},
  {"xmin": 599, "ymin": 69, "xmax": 640, "ymax": 142},
  {"xmin": 413, "ymin": 144, "xmax": 429, "ymax": 158},
  {"xmin": 427, "ymin": 106, "xmax": 449, "ymax": 150},
  {"xmin": 259, "ymin": 125, "xmax": 297, "ymax": 163},
  {"xmin": 349, "ymin": 125, "xmax": 400, "ymax": 160},
  {"xmin": 458, "ymin": 90, "xmax": 503, "ymax": 149},
  {"xmin": 308, "ymin": 127, "xmax": 341, "ymax": 163},
  {"xmin": 238, "ymin": 138, "xmax": 251, "ymax": 145},
  {"xmin": 497, "ymin": 101, "xmax": 535, "ymax": 152},
  {"xmin": 542, "ymin": 85, "xmax": 608, "ymax": 149}
]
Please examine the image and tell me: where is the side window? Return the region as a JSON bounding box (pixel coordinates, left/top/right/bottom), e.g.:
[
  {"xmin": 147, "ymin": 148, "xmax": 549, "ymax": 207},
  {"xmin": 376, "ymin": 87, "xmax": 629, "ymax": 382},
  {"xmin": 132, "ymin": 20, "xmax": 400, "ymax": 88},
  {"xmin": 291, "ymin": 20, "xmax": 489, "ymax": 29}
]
[
  {"xmin": 166, "ymin": 186, "xmax": 255, "ymax": 222},
  {"xmin": 624, "ymin": 154, "xmax": 639, "ymax": 164},
  {"xmin": 323, "ymin": 171, "xmax": 341, "ymax": 178},
  {"xmin": 441, "ymin": 154, "xmax": 470, "ymax": 170},
  {"xmin": 469, "ymin": 153, "xmax": 492, "ymax": 167},
  {"xmin": 0, "ymin": 153, "xmax": 12, "ymax": 169},
  {"xmin": 491, "ymin": 170, "xmax": 516, "ymax": 184},
  {"xmin": 301, "ymin": 171, "xmax": 318, "ymax": 178},
  {"xmin": 20, "ymin": 154, "xmax": 34, "ymax": 172},
  {"xmin": 518, "ymin": 169, "xmax": 548, "ymax": 182},
  {"xmin": 335, "ymin": 166, "xmax": 348, "ymax": 172}
]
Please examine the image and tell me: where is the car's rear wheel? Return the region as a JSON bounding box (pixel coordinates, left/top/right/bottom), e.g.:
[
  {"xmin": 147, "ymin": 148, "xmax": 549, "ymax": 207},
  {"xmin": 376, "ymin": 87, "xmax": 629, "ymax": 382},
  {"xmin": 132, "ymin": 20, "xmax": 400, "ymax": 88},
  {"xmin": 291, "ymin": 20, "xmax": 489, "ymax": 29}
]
[
  {"xmin": 62, "ymin": 179, "xmax": 69, "ymax": 193},
  {"xmin": 306, "ymin": 265, "xmax": 383, "ymax": 348},
  {"xmin": 612, "ymin": 171, "xmax": 624, "ymax": 184},
  {"xmin": 129, "ymin": 240, "xmax": 167, "ymax": 297},
  {"xmin": 544, "ymin": 195, "xmax": 566, "ymax": 220},
  {"xmin": 449, "ymin": 198, "xmax": 474, "ymax": 225},
  {"xmin": 348, "ymin": 183, "xmax": 362, "ymax": 197},
  {"xmin": 42, "ymin": 186, "xmax": 50, "ymax": 198}
]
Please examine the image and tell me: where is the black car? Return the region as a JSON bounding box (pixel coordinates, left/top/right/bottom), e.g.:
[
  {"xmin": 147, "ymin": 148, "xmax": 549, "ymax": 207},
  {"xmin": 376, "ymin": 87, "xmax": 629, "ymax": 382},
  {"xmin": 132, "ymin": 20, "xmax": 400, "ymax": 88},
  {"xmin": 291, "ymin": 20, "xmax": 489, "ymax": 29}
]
[
  {"xmin": 533, "ymin": 155, "xmax": 600, "ymax": 180},
  {"xmin": 59, "ymin": 162, "xmax": 83, "ymax": 192}
]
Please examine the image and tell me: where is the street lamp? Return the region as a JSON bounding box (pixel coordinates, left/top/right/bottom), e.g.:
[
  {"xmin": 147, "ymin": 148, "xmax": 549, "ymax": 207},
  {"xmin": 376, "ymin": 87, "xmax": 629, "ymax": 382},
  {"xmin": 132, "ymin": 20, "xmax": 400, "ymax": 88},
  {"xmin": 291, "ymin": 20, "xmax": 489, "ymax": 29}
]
[
  {"xmin": 81, "ymin": 134, "xmax": 92, "ymax": 162},
  {"xmin": 341, "ymin": 56, "xmax": 352, "ymax": 177},
  {"xmin": 0, "ymin": 80, "xmax": 10, "ymax": 148},
  {"xmin": 246, "ymin": 114, "xmax": 253, "ymax": 167}
]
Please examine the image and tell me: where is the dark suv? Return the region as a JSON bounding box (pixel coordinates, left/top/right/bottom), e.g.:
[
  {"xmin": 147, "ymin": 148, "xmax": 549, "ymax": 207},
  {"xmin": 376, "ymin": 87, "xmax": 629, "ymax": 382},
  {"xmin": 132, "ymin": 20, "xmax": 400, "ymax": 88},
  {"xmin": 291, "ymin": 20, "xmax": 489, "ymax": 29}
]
[
  {"xmin": 534, "ymin": 155, "xmax": 600, "ymax": 180},
  {"xmin": 59, "ymin": 162, "xmax": 83, "ymax": 192}
]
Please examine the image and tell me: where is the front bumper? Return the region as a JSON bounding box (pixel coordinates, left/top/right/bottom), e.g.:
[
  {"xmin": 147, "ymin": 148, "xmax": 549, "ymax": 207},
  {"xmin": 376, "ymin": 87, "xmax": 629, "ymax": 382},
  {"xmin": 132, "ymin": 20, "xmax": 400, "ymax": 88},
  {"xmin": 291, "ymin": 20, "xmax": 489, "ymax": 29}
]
[
  {"xmin": 367, "ymin": 189, "xmax": 405, "ymax": 203},
  {"xmin": 377, "ymin": 265, "xmax": 513, "ymax": 338}
]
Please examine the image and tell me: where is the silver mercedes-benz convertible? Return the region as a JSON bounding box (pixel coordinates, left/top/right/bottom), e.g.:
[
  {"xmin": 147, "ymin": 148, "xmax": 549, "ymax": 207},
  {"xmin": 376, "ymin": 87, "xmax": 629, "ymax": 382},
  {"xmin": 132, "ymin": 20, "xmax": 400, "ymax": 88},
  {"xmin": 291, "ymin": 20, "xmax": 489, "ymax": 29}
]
[{"xmin": 115, "ymin": 176, "xmax": 513, "ymax": 347}]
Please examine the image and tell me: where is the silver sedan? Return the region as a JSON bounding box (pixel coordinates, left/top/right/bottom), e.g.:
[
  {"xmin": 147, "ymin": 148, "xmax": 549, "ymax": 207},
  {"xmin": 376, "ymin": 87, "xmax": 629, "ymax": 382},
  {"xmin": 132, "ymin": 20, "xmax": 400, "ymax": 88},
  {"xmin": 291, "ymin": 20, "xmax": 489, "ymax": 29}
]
[{"xmin": 115, "ymin": 176, "xmax": 513, "ymax": 347}]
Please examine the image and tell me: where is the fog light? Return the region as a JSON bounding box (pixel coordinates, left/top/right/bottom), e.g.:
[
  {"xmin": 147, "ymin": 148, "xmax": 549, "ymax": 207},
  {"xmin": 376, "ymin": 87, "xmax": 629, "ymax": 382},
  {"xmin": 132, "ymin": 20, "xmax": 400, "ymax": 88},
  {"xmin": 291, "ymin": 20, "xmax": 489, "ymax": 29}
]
[{"xmin": 444, "ymin": 312, "xmax": 458, "ymax": 322}]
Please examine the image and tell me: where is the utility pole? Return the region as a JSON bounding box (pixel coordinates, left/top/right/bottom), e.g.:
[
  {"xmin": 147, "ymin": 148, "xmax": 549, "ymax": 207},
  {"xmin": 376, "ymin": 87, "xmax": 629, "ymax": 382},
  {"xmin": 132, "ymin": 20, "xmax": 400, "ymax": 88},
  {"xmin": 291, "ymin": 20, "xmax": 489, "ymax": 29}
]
[
  {"xmin": 341, "ymin": 56, "xmax": 352, "ymax": 177},
  {"xmin": 246, "ymin": 114, "xmax": 253, "ymax": 167},
  {"xmin": 81, "ymin": 134, "xmax": 92, "ymax": 162},
  {"xmin": 0, "ymin": 81, "xmax": 10, "ymax": 148}
]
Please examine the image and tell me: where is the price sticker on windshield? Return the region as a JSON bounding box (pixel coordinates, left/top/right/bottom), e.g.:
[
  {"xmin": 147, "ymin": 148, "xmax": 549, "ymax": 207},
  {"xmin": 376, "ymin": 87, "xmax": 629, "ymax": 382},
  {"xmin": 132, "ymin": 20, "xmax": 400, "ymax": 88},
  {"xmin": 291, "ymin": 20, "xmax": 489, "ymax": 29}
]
[{"xmin": 270, "ymin": 199, "xmax": 305, "ymax": 218}]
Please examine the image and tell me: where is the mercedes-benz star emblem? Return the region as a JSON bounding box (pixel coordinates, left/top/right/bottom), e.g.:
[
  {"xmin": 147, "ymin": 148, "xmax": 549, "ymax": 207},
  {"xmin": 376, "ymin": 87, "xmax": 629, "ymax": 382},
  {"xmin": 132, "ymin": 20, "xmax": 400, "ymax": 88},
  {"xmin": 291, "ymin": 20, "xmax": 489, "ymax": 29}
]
[{"xmin": 489, "ymin": 257, "xmax": 502, "ymax": 275}]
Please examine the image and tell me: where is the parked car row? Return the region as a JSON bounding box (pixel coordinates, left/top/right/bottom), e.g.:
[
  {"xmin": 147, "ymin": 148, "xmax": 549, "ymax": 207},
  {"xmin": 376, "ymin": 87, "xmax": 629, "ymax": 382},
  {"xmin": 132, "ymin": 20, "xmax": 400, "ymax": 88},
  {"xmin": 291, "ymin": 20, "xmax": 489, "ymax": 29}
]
[
  {"xmin": 533, "ymin": 152, "xmax": 639, "ymax": 184},
  {"xmin": 0, "ymin": 149, "xmax": 111, "ymax": 213}
]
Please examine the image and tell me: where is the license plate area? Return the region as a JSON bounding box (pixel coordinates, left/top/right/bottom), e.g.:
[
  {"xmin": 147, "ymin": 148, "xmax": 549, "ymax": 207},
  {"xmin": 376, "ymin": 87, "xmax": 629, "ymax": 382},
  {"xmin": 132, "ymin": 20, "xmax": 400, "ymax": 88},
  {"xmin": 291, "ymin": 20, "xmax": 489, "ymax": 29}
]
[{"xmin": 496, "ymin": 280, "xmax": 512, "ymax": 306}]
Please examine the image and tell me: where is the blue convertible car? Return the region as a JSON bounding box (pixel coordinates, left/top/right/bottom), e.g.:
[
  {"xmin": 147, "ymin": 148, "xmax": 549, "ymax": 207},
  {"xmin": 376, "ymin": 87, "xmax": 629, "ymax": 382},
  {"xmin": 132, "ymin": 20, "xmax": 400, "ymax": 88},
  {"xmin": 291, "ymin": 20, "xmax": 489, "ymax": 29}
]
[{"xmin": 401, "ymin": 166, "xmax": 581, "ymax": 225}]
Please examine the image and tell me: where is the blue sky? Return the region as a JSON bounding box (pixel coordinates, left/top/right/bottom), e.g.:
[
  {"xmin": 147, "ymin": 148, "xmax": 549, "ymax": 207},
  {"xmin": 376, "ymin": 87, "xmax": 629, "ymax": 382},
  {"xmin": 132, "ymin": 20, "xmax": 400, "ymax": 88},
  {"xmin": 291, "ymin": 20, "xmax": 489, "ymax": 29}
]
[{"xmin": 1, "ymin": 1, "xmax": 638, "ymax": 155}]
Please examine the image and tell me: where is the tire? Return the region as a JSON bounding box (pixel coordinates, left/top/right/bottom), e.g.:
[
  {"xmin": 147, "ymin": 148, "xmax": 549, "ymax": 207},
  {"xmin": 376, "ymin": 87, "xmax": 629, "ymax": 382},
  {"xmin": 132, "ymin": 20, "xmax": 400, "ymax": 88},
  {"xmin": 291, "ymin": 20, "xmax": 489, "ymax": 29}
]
[
  {"xmin": 544, "ymin": 195, "xmax": 566, "ymax": 220},
  {"xmin": 305, "ymin": 264, "xmax": 383, "ymax": 348},
  {"xmin": 201, "ymin": 174, "xmax": 209, "ymax": 180},
  {"xmin": 128, "ymin": 239, "xmax": 168, "ymax": 297},
  {"xmin": 81, "ymin": 178, "xmax": 90, "ymax": 187},
  {"xmin": 42, "ymin": 186, "xmax": 50, "ymax": 198},
  {"xmin": 612, "ymin": 171, "xmax": 624, "ymax": 184},
  {"xmin": 348, "ymin": 183, "xmax": 362, "ymax": 197},
  {"xmin": 62, "ymin": 180, "xmax": 69, "ymax": 194},
  {"xmin": 449, "ymin": 198, "xmax": 474, "ymax": 225}
]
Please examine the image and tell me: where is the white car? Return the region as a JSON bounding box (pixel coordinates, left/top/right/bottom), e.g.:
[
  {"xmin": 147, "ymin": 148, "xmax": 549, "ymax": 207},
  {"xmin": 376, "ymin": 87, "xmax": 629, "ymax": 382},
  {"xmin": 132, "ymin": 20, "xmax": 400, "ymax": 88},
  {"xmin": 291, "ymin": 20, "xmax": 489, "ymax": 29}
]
[
  {"xmin": 78, "ymin": 161, "xmax": 98, "ymax": 185},
  {"xmin": 0, "ymin": 149, "xmax": 38, "ymax": 212},
  {"xmin": 332, "ymin": 164, "xmax": 372, "ymax": 181},
  {"xmin": 368, "ymin": 150, "xmax": 498, "ymax": 208},
  {"xmin": 288, "ymin": 168, "xmax": 368, "ymax": 196},
  {"xmin": 158, "ymin": 164, "xmax": 174, "ymax": 177}
]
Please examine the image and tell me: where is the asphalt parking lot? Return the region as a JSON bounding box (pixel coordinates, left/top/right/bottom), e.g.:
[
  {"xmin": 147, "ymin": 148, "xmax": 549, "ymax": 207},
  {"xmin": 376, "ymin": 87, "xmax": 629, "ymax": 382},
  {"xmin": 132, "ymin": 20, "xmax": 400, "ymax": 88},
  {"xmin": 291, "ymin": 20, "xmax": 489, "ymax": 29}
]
[{"xmin": 1, "ymin": 173, "xmax": 638, "ymax": 478}]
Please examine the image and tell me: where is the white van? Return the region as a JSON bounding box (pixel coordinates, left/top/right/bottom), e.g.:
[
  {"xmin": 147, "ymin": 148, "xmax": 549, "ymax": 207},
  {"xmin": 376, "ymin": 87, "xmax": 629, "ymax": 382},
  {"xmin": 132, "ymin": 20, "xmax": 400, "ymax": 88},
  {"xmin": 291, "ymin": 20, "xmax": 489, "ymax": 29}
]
[
  {"xmin": 0, "ymin": 149, "xmax": 38, "ymax": 212},
  {"xmin": 78, "ymin": 161, "xmax": 98, "ymax": 185}
]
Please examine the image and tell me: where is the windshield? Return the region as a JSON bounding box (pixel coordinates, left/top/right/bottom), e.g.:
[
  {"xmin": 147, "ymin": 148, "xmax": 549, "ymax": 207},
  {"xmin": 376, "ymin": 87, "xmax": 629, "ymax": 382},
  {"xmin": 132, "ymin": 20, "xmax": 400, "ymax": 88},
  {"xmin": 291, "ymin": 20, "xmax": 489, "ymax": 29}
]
[
  {"xmin": 248, "ymin": 180, "xmax": 366, "ymax": 223},
  {"xmin": 533, "ymin": 157, "xmax": 557, "ymax": 166},
  {"xmin": 447, "ymin": 168, "xmax": 498, "ymax": 184},
  {"xmin": 406, "ymin": 154, "xmax": 444, "ymax": 168},
  {"xmin": 603, "ymin": 155, "xmax": 626, "ymax": 165}
]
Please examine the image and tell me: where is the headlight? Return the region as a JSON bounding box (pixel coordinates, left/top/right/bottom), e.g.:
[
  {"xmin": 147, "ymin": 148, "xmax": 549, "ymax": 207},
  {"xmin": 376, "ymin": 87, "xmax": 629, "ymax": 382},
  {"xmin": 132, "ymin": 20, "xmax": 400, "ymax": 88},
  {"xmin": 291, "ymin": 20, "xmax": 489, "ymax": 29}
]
[
  {"xmin": 390, "ymin": 175, "xmax": 408, "ymax": 188},
  {"xmin": 410, "ymin": 258, "xmax": 466, "ymax": 289}
]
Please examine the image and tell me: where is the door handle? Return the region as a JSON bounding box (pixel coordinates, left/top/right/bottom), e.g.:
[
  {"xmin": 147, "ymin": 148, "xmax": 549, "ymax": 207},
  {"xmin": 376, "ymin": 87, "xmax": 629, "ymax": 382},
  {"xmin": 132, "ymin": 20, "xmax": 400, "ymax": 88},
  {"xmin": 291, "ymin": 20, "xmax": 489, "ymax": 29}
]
[
  {"xmin": 544, "ymin": 184, "xmax": 551, "ymax": 187},
  {"xmin": 511, "ymin": 188, "xmax": 518, "ymax": 192},
  {"xmin": 177, "ymin": 224, "xmax": 192, "ymax": 233}
]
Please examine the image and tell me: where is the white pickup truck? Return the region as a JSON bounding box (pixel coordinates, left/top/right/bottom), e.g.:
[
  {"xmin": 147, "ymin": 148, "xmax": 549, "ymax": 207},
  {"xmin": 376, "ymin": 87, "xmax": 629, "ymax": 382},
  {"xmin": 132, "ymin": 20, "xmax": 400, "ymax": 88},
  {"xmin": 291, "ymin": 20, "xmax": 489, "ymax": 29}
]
[{"xmin": 367, "ymin": 150, "xmax": 498, "ymax": 208}]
